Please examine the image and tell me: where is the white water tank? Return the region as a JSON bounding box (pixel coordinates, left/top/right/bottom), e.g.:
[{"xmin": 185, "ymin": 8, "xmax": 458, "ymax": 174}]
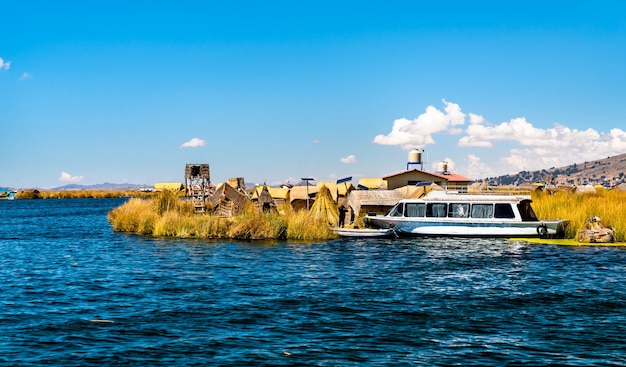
[
  {"xmin": 408, "ymin": 149, "xmax": 422, "ymax": 163},
  {"xmin": 438, "ymin": 161, "xmax": 448, "ymax": 173}
]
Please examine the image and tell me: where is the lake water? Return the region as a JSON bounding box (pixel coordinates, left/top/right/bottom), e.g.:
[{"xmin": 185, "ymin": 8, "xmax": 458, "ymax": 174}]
[{"xmin": 1, "ymin": 198, "xmax": 626, "ymax": 366}]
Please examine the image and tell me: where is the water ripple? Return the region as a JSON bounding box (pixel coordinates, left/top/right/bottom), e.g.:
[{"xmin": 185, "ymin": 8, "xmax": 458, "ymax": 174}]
[{"xmin": 1, "ymin": 199, "xmax": 626, "ymax": 366}]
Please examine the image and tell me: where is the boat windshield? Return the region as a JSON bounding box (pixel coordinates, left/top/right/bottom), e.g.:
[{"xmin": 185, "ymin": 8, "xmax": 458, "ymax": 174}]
[
  {"xmin": 518, "ymin": 199, "xmax": 538, "ymax": 221},
  {"xmin": 388, "ymin": 203, "xmax": 404, "ymax": 217}
]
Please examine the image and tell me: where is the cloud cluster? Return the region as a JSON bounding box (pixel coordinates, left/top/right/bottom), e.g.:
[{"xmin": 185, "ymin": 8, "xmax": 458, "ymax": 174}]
[
  {"xmin": 59, "ymin": 171, "xmax": 83, "ymax": 183},
  {"xmin": 461, "ymin": 118, "xmax": 626, "ymax": 174},
  {"xmin": 373, "ymin": 100, "xmax": 626, "ymax": 179},
  {"xmin": 0, "ymin": 57, "xmax": 11, "ymax": 70},
  {"xmin": 340, "ymin": 155, "xmax": 357, "ymax": 164},
  {"xmin": 373, "ymin": 99, "xmax": 465, "ymax": 150},
  {"xmin": 180, "ymin": 138, "xmax": 206, "ymax": 148}
]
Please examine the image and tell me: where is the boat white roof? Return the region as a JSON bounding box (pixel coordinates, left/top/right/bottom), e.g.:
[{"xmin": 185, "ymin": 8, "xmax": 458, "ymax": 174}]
[{"xmin": 405, "ymin": 190, "xmax": 531, "ymax": 203}]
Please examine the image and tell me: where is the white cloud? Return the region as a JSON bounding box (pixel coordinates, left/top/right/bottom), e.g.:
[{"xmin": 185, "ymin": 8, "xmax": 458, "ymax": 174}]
[
  {"xmin": 340, "ymin": 154, "xmax": 357, "ymax": 164},
  {"xmin": 468, "ymin": 113, "xmax": 485, "ymax": 125},
  {"xmin": 376, "ymin": 100, "xmax": 626, "ymax": 178},
  {"xmin": 20, "ymin": 72, "xmax": 32, "ymax": 80},
  {"xmin": 59, "ymin": 171, "xmax": 83, "ymax": 183},
  {"xmin": 609, "ymin": 128, "xmax": 626, "ymax": 151},
  {"xmin": 0, "ymin": 57, "xmax": 11, "ymax": 70},
  {"xmin": 463, "ymin": 154, "xmax": 496, "ymax": 180},
  {"xmin": 458, "ymin": 115, "xmax": 626, "ymax": 174},
  {"xmin": 180, "ymin": 138, "xmax": 206, "ymax": 148},
  {"xmin": 373, "ymin": 99, "xmax": 466, "ymax": 150},
  {"xmin": 459, "ymin": 117, "xmax": 565, "ymax": 148},
  {"xmin": 313, "ymin": 139, "xmax": 320, "ymax": 144}
]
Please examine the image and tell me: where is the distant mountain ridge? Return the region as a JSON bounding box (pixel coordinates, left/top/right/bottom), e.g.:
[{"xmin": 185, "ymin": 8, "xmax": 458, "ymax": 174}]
[
  {"xmin": 485, "ymin": 152, "xmax": 626, "ymax": 186},
  {"xmin": 40, "ymin": 153, "xmax": 626, "ymax": 190},
  {"xmin": 53, "ymin": 182, "xmax": 148, "ymax": 191}
]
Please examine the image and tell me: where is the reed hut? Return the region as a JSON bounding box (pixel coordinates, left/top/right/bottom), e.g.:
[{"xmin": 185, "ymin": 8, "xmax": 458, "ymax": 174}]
[
  {"xmin": 208, "ymin": 182, "xmax": 249, "ymax": 217},
  {"xmin": 290, "ymin": 185, "xmax": 319, "ymax": 211},
  {"xmin": 254, "ymin": 185, "xmax": 276, "ymax": 212},
  {"xmin": 345, "ymin": 189, "xmax": 403, "ymax": 218},
  {"xmin": 267, "ymin": 187, "xmax": 290, "ymax": 207},
  {"xmin": 393, "ymin": 182, "xmax": 440, "ymax": 199},
  {"xmin": 228, "ymin": 177, "xmax": 252, "ymax": 199}
]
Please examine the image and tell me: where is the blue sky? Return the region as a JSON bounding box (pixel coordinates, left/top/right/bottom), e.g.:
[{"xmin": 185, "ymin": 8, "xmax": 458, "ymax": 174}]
[{"xmin": 2, "ymin": 1, "xmax": 626, "ymax": 188}]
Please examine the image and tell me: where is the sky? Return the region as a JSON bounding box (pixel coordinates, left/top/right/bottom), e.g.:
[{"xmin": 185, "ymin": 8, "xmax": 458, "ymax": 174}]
[{"xmin": 2, "ymin": 1, "xmax": 626, "ymax": 189}]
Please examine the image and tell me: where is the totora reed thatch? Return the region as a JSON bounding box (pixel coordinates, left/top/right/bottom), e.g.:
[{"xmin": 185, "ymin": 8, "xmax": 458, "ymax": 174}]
[{"xmin": 309, "ymin": 185, "xmax": 339, "ymax": 226}]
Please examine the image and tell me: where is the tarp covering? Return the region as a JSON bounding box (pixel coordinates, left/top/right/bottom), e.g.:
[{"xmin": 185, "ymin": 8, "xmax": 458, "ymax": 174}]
[{"xmin": 357, "ymin": 177, "xmax": 386, "ymax": 190}]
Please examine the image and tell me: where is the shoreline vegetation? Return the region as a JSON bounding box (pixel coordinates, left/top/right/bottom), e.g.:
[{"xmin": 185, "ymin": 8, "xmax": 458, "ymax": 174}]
[
  {"xmin": 104, "ymin": 187, "xmax": 625, "ymax": 242},
  {"xmin": 15, "ymin": 189, "xmax": 154, "ymax": 199},
  {"xmin": 108, "ymin": 188, "xmax": 337, "ymax": 240},
  {"xmin": 12, "ymin": 186, "xmax": 625, "ymax": 242}
]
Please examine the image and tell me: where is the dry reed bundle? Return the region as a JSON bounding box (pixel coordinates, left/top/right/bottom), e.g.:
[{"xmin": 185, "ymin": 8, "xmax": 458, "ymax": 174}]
[{"xmin": 309, "ymin": 185, "xmax": 339, "ymax": 226}]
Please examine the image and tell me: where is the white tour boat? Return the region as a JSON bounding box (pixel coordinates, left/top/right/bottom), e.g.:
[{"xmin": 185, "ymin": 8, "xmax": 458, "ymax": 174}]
[{"xmin": 364, "ymin": 190, "xmax": 568, "ymax": 238}]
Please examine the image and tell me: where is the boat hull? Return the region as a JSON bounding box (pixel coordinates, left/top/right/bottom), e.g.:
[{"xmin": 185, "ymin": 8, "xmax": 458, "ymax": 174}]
[
  {"xmin": 333, "ymin": 227, "xmax": 395, "ymax": 238},
  {"xmin": 365, "ymin": 216, "xmax": 568, "ymax": 238}
]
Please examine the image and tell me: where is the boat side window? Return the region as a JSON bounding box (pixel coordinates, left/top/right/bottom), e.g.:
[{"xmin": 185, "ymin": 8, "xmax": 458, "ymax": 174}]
[
  {"xmin": 448, "ymin": 203, "xmax": 469, "ymax": 218},
  {"xmin": 388, "ymin": 203, "xmax": 404, "ymax": 217},
  {"xmin": 406, "ymin": 203, "xmax": 425, "ymax": 217},
  {"xmin": 471, "ymin": 204, "xmax": 493, "ymax": 218},
  {"xmin": 494, "ymin": 203, "xmax": 515, "ymax": 219},
  {"xmin": 426, "ymin": 203, "xmax": 447, "ymax": 218}
]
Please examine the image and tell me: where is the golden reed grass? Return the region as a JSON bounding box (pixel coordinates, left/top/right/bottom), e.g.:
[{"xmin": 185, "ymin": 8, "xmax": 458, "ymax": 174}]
[
  {"xmin": 108, "ymin": 191, "xmax": 337, "ymax": 240},
  {"xmin": 17, "ymin": 189, "xmax": 155, "ymax": 199},
  {"xmin": 109, "ymin": 188, "xmax": 626, "ymax": 241},
  {"xmin": 532, "ymin": 189, "xmax": 626, "ymax": 241}
]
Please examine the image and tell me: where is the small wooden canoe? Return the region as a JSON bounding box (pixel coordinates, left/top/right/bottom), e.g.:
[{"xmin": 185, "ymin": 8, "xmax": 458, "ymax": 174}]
[{"xmin": 333, "ymin": 227, "xmax": 395, "ymax": 238}]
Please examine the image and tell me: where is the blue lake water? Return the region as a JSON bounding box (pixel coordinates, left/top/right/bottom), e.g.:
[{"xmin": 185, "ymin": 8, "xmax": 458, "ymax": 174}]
[{"xmin": 1, "ymin": 198, "xmax": 626, "ymax": 366}]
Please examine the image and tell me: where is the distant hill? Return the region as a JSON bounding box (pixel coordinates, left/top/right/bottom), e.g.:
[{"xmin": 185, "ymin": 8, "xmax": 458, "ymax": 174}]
[
  {"xmin": 52, "ymin": 182, "xmax": 148, "ymax": 191},
  {"xmin": 484, "ymin": 152, "xmax": 626, "ymax": 186}
]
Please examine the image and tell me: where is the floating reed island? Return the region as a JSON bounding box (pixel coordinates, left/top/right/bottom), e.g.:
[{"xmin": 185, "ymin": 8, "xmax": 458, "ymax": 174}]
[
  {"xmin": 108, "ymin": 186, "xmax": 340, "ymax": 240},
  {"xmin": 107, "ymin": 179, "xmax": 626, "ymax": 242}
]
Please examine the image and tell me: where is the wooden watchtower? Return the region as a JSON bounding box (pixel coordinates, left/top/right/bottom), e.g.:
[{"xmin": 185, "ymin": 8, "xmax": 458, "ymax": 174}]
[{"xmin": 184, "ymin": 163, "xmax": 211, "ymax": 212}]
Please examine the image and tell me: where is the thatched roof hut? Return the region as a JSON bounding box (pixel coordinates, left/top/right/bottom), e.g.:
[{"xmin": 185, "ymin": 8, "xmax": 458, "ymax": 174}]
[
  {"xmin": 268, "ymin": 187, "xmax": 290, "ymax": 206},
  {"xmin": 290, "ymin": 185, "xmax": 319, "ymax": 211},
  {"xmin": 346, "ymin": 190, "xmax": 403, "ymax": 218},
  {"xmin": 393, "ymin": 183, "xmax": 441, "ymax": 199},
  {"xmin": 208, "ymin": 182, "xmax": 249, "ymax": 217},
  {"xmin": 253, "ymin": 185, "xmax": 276, "ymax": 212}
]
